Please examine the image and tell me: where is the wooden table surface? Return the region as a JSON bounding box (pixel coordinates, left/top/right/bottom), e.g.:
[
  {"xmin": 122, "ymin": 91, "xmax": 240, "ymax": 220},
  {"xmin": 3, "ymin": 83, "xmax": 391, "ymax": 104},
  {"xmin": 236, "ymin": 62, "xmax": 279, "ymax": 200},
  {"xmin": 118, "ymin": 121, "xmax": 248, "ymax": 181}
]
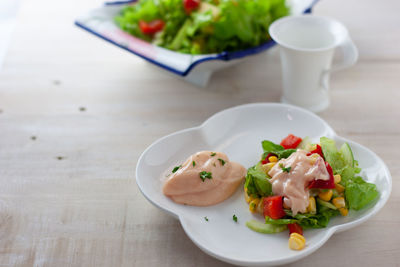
[{"xmin": 0, "ymin": 0, "xmax": 399, "ymax": 266}]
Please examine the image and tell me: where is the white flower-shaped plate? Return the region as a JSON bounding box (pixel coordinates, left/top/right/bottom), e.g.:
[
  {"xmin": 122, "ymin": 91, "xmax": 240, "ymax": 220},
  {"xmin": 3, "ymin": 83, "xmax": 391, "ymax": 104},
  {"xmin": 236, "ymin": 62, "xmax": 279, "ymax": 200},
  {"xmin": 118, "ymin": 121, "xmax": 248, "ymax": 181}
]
[{"xmin": 135, "ymin": 103, "xmax": 391, "ymax": 266}]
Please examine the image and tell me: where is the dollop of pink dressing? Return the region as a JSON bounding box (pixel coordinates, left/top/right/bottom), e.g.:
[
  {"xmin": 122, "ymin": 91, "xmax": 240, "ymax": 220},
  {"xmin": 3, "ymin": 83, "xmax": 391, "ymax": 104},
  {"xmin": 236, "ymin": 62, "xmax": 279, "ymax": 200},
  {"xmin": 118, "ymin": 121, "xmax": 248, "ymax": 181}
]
[
  {"xmin": 268, "ymin": 150, "xmax": 329, "ymax": 215},
  {"xmin": 163, "ymin": 151, "xmax": 246, "ymax": 206}
]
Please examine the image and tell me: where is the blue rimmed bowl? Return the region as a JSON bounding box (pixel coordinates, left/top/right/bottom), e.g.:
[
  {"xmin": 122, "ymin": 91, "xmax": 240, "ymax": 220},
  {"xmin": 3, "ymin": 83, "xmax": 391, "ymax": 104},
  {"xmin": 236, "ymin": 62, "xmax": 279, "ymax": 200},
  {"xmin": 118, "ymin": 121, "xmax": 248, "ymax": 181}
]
[{"xmin": 75, "ymin": 0, "xmax": 319, "ymax": 86}]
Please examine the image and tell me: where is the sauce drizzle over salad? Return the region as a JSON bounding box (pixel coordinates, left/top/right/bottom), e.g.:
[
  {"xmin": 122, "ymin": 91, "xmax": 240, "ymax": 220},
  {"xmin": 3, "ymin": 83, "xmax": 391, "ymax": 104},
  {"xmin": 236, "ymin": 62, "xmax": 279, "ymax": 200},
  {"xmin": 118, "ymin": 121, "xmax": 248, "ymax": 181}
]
[{"xmin": 269, "ymin": 150, "xmax": 329, "ymax": 215}]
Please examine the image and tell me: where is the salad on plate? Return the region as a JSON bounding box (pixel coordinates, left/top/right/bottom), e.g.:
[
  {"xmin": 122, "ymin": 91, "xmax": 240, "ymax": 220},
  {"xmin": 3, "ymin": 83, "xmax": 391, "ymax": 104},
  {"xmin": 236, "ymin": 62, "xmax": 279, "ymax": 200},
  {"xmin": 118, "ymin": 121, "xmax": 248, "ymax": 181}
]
[
  {"xmin": 115, "ymin": 0, "xmax": 290, "ymax": 54},
  {"xmin": 244, "ymin": 134, "xmax": 379, "ymax": 250}
]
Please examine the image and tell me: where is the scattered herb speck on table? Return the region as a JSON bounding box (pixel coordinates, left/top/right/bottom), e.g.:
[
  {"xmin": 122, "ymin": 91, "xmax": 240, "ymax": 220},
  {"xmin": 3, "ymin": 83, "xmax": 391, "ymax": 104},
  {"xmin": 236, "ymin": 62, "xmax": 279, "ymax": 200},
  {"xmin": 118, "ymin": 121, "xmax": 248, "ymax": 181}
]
[{"xmin": 233, "ymin": 214, "xmax": 238, "ymax": 222}]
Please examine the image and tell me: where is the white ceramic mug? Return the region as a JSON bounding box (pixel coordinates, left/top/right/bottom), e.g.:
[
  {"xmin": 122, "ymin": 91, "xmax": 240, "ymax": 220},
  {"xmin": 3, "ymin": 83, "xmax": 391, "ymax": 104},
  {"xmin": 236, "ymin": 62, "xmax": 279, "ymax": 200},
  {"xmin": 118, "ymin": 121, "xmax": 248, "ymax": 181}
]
[{"xmin": 269, "ymin": 15, "xmax": 358, "ymax": 112}]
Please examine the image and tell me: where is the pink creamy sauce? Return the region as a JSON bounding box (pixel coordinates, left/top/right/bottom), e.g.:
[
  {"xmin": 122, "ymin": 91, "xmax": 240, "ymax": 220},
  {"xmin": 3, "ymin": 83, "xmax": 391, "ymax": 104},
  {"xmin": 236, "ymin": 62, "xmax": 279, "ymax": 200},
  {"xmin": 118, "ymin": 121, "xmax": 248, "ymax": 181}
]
[
  {"xmin": 163, "ymin": 151, "xmax": 246, "ymax": 206},
  {"xmin": 268, "ymin": 150, "xmax": 330, "ymax": 215}
]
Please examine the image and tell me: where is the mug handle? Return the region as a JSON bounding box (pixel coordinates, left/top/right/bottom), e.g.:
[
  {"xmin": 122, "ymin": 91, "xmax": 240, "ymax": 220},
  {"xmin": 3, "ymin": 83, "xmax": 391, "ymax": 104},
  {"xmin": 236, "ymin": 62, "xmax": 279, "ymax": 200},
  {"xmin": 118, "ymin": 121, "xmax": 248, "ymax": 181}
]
[{"xmin": 321, "ymin": 36, "xmax": 358, "ymax": 91}]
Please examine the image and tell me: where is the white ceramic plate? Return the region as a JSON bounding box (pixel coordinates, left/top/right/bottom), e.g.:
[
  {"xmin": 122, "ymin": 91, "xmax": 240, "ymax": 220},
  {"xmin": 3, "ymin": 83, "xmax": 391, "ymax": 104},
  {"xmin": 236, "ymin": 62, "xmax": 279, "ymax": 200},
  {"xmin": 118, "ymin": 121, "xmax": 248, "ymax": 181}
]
[{"xmin": 135, "ymin": 103, "xmax": 391, "ymax": 266}]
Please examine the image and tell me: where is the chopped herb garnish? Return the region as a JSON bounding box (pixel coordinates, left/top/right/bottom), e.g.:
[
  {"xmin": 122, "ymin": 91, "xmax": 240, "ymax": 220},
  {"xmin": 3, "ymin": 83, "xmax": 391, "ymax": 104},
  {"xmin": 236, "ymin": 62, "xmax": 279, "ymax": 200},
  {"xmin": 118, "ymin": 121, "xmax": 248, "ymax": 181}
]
[
  {"xmin": 199, "ymin": 171, "xmax": 212, "ymax": 182},
  {"xmin": 56, "ymin": 156, "xmax": 64, "ymax": 160},
  {"xmin": 204, "ymin": 216, "xmax": 209, "ymax": 221},
  {"xmin": 31, "ymin": 136, "xmax": 37, "ymax": 141},
  {"xmin": 280, "ymin": 163, "xmax": 291, "ymax": 173},
  {"xmin": 79, "ymin": 107, "xmax": 86, "ymax": 112},
  {"xmin": 213, "ymin": 163, "xmax": 216, "ymax": 167},
  {"xmin": 172, "ymin": 165, "xmax": 181, "ymax": 173},
  {"xmin": 210, "ymin": 152, "xmax": 216, "ymax": 156},
  {"xmin": 192, "ymin": 161, "xmax": 196, "ymax": 167},
  {"xmin": 218, "ymin": 158, "xmax": 226, "ymax": 166},
  {"xmin": 233, "ymin": 214, "xmax": 238, "ymax": 222}
]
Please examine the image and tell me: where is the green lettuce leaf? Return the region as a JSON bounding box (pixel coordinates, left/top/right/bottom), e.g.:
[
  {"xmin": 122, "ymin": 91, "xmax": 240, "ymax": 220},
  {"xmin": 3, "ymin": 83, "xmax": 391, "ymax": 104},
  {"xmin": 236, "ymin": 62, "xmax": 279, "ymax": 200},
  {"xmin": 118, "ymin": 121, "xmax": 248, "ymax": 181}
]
[
  {"xmin": 285, "ymin": 206, "xmax": 340, "ymax": 229},
  {"xmin": 261, "ymin": 140, "xmax": 296, "ymax": 159},
  {"xmin": 244, "ymin": 163, "xmax": 272, "ymax": 197},
  {"xmin": 320, "ymin": 137, "xmax": 346, "ymax": 172},
  {"xmin": 320, "ymin": 137, "xmax": 379, "ymax": 211},
  {"xmin": 186, "ymin": 11, "xmax": 213, "ymax": 37},
  {"xmin": 345, "ymin": 178, "xmax": 379, "ymax": 210}
]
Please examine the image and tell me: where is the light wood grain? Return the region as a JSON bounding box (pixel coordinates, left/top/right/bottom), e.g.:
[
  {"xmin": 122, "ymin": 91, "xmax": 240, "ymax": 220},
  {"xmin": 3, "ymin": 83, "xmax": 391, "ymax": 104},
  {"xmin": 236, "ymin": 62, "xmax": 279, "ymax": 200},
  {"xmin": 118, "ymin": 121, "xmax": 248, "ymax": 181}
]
[{"xmin": 0, "ymin": 0, "xmax": 399, "ymax": 266}]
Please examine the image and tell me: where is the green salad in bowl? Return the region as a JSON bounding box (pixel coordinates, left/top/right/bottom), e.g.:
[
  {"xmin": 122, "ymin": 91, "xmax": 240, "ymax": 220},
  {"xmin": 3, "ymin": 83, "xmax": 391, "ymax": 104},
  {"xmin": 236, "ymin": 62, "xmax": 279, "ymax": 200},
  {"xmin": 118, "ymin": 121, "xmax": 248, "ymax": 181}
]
[{"xmin": 115, "ymin": 0, "xmax": 290, "ymax": 54}]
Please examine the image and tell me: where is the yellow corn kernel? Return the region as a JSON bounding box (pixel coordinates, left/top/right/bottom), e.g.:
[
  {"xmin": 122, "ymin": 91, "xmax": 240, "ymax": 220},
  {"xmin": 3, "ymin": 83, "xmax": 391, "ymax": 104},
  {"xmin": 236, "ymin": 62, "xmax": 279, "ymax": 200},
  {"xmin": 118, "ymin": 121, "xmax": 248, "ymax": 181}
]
[
  {"xmin": 308, "ymin": 144, "xmax": 317, "ymax": 151},
  {"xmin": 339, "ymin": 207, "xmax": 348, "ymax": 216},
  {"xmin": 283, "ymin": 198, "xmax": 290, "ymax": 209},
  {"xmin": 268, "ymin": 156, "xmax": 278, "ymax": 163},
  {"xmin": 244, "ymin": 187, "xmax": 256, "ymax": 203},
  {"xmin": 262, "ymin": 162, "xmax": 276, "ymax": 174},
  {"xmin": 249, "ymin": 194, "xmax": 257, "ymax": 202},
  {"xmin": 332, "ymin": 197, "xmax": 346, "ymax": 208},
  {"xmin": 288, "ymin": 233, "xmax": 306, "ymax": 250},
  {"xmin": 308, "ymin": 153, "xmax": 320, "ymax": 164},
  {"xmin": 334, "ymin": 174, "xmax": 341, "ymax": 184},
  {"xmin": 307, "ymin": 196, "xmax": 316, "ymax": 214},
  {"xmin": 256, "ymin": 197, "xmax": 264, "ymax": 214},
  {"xmin": 244, "ymin": 190, "xmax": 251, "ymax": 203},
  {"xmin": 249, "ymin": 198, "xmax": 260, "ymax": 212},
  {"xmin": 335, "ymin": 183, "xmax": 345, "ymax": 193},
  {"xmin": 318, "ymin": 189, "xmax": 333, "ymax": 202}
]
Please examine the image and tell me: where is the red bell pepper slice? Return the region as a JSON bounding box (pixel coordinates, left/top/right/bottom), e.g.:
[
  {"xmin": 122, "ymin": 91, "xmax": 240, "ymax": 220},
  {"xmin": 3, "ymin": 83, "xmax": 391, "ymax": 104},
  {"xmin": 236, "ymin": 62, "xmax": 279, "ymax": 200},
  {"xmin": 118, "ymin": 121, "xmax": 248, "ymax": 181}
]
[
  {"xmin": 308, "ymin": 162, "xmax": 335, "ymax": 189},
  {"xmin": 263, "ymin": 196, "xmax": 286, "ymax": 220},
  {"xmin": 306, "ymin": 144, "xmax": 324, "ymax": 159},
  {"xmin": 288, "ymin": 223, "xmax": 303, "ymax": 235},
  {"xmin": 280, "ymin": 134, "xmax": 302, "ymax": 149}
]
